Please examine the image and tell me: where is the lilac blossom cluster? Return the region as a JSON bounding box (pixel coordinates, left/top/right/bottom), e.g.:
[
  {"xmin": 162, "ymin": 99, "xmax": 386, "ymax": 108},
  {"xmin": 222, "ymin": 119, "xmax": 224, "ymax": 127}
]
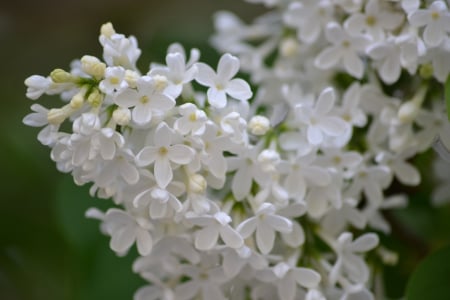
[{"xmin": 23, "ymin": 0, "xmax": 450, "ymax": 299}]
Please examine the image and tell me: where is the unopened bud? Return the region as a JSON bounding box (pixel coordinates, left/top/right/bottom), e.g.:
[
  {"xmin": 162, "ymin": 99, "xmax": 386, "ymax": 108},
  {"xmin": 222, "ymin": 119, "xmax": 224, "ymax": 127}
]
[
  {"xmin": 189, "ymin": 173, "xmax": 207, "ymax": 194},
  {"xmin": 112, "ymin": 107, "xmax": 131, "ymax": 125},
  {"xmin": 71, "ymin": 87, "xmax": 88, "ymax": 109},
  {"xmin": 279, "ymin": 37, "xmax": 299, "ymax": 57},
  {"xmin": 419, "ymin": 63, "xmax": 433, "ymax": 79},
  {"xmin": 248, "ymin": 115, "xmax": 270, "ymax": 135},
  {"xmin": 81, "ymin": 55, "xmax": 106, "ymax": 79},
  {"xmin": 87, "ymin": 89, "xmax": 103, "ymax": 108},
  {"xmin": 50, "ymin": 69, "xmax": 74, "ymax": 83},
  {"xmin": 125, "ymin": 70, "xmax": 139, "ymax": 88},
  {"xmin": 153, "ymin": 75, "xmax": 169, "ymax": 92},
  {"xmin": 47, "ymin": 105, "xmax": 73, "ymax": 125},
  {"xmin": 398, "ymin": 101, "xmax": 419, "ymax": 123},
  {"xmin": 101, "ymin": 22, "xmax": 115, "ymax": 38}
]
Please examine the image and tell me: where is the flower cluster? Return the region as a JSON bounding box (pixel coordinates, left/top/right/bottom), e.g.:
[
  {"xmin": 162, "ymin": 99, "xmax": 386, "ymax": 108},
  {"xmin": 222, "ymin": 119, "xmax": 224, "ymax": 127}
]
[{"xmin": 23, "ymin": 0, "xmax": 450, "ymax": 299}]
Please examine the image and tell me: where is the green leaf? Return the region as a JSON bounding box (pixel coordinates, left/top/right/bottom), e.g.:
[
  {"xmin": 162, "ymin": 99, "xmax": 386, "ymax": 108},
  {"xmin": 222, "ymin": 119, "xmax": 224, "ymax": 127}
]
[
  {"xmin": 406, "ymin": 245, "xmax": 450, "ymax": 300},
  {"xmin": 445, "ymin": 75, "xmax": 450, "ymax": 121}
]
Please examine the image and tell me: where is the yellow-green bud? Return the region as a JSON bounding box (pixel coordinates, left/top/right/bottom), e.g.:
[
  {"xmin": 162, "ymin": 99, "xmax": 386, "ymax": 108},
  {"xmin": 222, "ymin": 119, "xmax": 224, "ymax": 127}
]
[
  {"xmin": 47, "ymin": 105, "xmax": 73, "ymax": 125},
  {"xmin": 50, "ymin": 69, "xmax": 74, "ymax": 83},
  {"xmin": 188, "ymin": 173, "xmax": 207, "ymax": 194},
  {"xmin": 279, "ymin": 37, "xmax": 299, "ymax": 57},
  {"xmin": 101, "ymin": 22, "xmax": 115, "ymax": 38},
  {"xmin": 153, "ymin": 75, "xmax": 169, "ymax": 92},
  {"xmin": 248, "ymin": 115, "xmax": 271, "ymax": 135},
  {"xmin": 112, "ymin": 107, "xmax": 131, "ymax": 126},
  {"xmin": 87, "ymin": 89, "xmax": 103, "ymax": 108},
  {"xmin": 419, "ymin": 63, "xmax": 433, "ymax": 79},
  {"xmin": 125, "ymin": 70, "xmax": 139, "ymax": 88},
  {"xmin": 81, "ymin": 55, "xmax": 106, "ymax": 79},
  {"xmin": 70, "ymin": 87, "xmax": 88, "ymax": 109}
]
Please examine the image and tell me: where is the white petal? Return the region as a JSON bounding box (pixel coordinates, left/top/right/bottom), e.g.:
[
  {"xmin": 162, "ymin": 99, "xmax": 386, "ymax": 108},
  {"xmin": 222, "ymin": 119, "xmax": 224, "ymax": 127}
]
[
  {"xmin": 394, "ymin": 161, "xmax": 420, "ymax": 185},
  {"xmin": 256, "ymin": 222, "xmax": 275, "ymax": 254},
  {"xmin": 226, "ymin": 78, "xmax": 252, "ymax": 101},
  {"xmin": 379, "ymin": 56, "xmax": 401, "ymax": 84},
  {"xmin": 350, "ymin": 233, "xmax": 379, "ymax": 252},
  {"xmin": 237, "ymin": 217, "xmax": 257, "ymax": 238},
  {"xmin": 265, "ymin": 215, "xmax": 293, "ymax": 233},
  {"xmin": 316, "ymin": 87, "xmax": 335, "ymax": 115},
  {"xmin": 232, "ymin": 167, "xmax": 252, "ymax": 200},
  {"xmin": 136, "ymin": 229, "xmax": 153, "ymax": 256},
  {"xmin": 110, "ymin": 225, "xmax": 135, "ymax": 253},
  {"xmin": 343, "ymin": 52, "xmax": 364, "ymax": 79},
  {"xmin": 195, "ymin": 63, "xmax": 216, "ymax": 87},
  {"xmin": 325, "ymin": 22, "xmax": 345, "ymax": 44},
  {"xmin": 315, "ymin": 47, "xmax": 341, "ymax": 69},
  {"xmin": 217, "ymin": 53, "xmax": 240, "ymax": 81},
  {"xmin": 154, "ymin": 158, "xmax": 173, "ymax": 188},
  {"xmin": 195, "ymin": 226, "xmax": 219, "ymax": 250},
  {"xmin": 278, "ymin": 274, "xmax": 296, "ymax": 300},
  {"xmin": 408, "ymin": 10, "xmax": 430, "ymax": 27},
  {"xmin": 207, "ymin": 88, "xmax": 227, "ymax": 108},
  {"xmin": 282, "ymin": 221, "xmax": 305, "ymax": 247},
  {"xmin": 220, "ymin": 225, "xmax": 244, "ymax": 248},
  {"xmin": 292, "ymin": 268, "xmax": 321, "ymax": 288},
  {"xmin": 120, "ymin": 161, "xmax": 139, "ymax": 185},
  {"xmin": 319, "ymin": 117, "xmax": 348, "ymax": 137},
  {"xmin": 168, "ymin": 144, "xmax": 194, "ymax": 164},
  {"xmin": 150, "ymin": 201, "xmax": 168, "ymax": 219},
  {"xmin": 307, "ymin": 125, "xmax": 323, "ymax": 145},
  {"xmin": 136, "ymin": 147, "xmax": 158, "ymax": 167},
  {"xmin": 166, "ymin": 52, "xmax": 185, "ymax": 75},
  {"xmin": 132, "ymin": 104, "xmax": 152, "ymax": 125},
  {"xmin": 423, "ymin": 23, "xmax": 444, "ymax": 47},
  {"xmin": 154, "ymin": 122, "xmax": 173, "ymax": 147}
]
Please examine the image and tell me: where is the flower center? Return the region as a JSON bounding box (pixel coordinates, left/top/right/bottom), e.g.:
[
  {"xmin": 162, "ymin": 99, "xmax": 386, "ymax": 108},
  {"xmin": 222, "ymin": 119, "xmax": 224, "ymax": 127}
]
[
  {"xmin": 140, "ymin": 95, "xmax": 149, "ymax": 104},
  {"xmin": 366, "ymin": 15, "xmax": 377, "ymax": 26}
]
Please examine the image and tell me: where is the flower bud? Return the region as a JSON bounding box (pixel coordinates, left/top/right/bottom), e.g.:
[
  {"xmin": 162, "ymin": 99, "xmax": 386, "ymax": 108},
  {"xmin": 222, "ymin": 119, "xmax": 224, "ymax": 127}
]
[
  {"xmin": 398, "ymin": 101, "xmax": 419, "ymax": 123},
  {"xmin": 101, "ymin": 22, "xmax": 115, "ymax": 38},
  {"xmin": 81, "ymin": 55, "xmax": 106, "ymax": 79},
  {"xmin": 153, "ymin": 75, "xmax": 169, "ymax": 92},
  {"xmin": 50, "ymin": 69, "xmax": 74, "ymax": 83},
  {"xmin": 279, "ymin": 37, "xmax": 299, "ymax": 57},
  {"xmin": 188, "ymin": 173, "xmax": 207, "ymax": 194},
  {"xmin": 112, "ymin": 107, "xmax": 131, "ymax": 126},
  {"xmin": 248, "ymin": 115, "xmax": 270, "ymax": 135}
]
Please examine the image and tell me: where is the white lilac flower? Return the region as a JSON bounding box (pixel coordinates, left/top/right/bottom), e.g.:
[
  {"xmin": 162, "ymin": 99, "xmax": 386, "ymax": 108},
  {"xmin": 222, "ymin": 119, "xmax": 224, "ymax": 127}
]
[
  {"xmin": 408, "ymin": 1, "xmax": 450, "ymax": 47},
  {"xmin": 284, "ymin": 152, "xmax": 331, "ymax": 201},
  {"xmin": 187, "ymin": 210, "xmax": 244, "ymax": 250},
  {"xmin": 99, "ymin": 66, "xmax": 128, "ymax": 95},
  {"xmin": 227, "ymin": 143, "xmax": 267, "ymax": 200},
  {"xmin": 136, "ymin": 122, "xmax": 195, "ymax": 188},
  {"xmin": 315, "ymin": 22, "xmax": 370, "ymax": 79},
  {"xmin": 173, "ymin": 103, "xmax": 207, "ymax": 136},
  {"xmin": 237, "ymin": 202, "xmax": 293, "ymax": 255},
  {"xmin": 195, "ymin": 53, "xmax": 252, "ymax": 108},
  {"xmin": 114, "ymin": 76, "xmax": 175, "ymax": 125},
  {"xmin": 99, "ymin": 22, "xmax": 141, "ymax": 70},
  {"xmin": 335, "ymin": 83, "xmax": 367, "ymax": 127},
  {"xmin": 24, "ymin": 75, "xmax": 53, "ymax": 100},
  {"xmin": 22, "ymin": 103, "xmax": 60, "ymax": 146},
  {"xmin": 150, "ymin": 51, "xmax": 198, "ymax": 99},
  {"xmin": 344, "ymin": 0, "xmax": 404, "ymax": 41},
  {"xmin": 295, "ymin": 87, "xmax": 349, "ymax": 146},
  {"xmin": 283, "ymin": 0, "xmax": 335, "ymax": 44},
  {"xmin": 103, "ymin": 208, "xmax": 153, "ymax": 256},
  {"xmin": 173, "ymin": 255, "xmax": 228, "ymax": 300},
  {"xmin": 328, "ymin": 232, "xmax": 379, "ymax": 285},
  {"xmin": 346, "ymin": 163, "xmax": 392, "ymax": 205}
]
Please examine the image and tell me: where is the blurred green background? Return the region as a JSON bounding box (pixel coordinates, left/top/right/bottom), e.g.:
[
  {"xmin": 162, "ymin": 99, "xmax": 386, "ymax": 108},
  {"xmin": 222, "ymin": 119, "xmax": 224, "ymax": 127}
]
[
  {"xmin": 0, "ymin": 1, "xmax": 261, "ymax": 299},
  {"xmin": 0, "ymin": 1, "xmax": 449, "ymax": 299}
]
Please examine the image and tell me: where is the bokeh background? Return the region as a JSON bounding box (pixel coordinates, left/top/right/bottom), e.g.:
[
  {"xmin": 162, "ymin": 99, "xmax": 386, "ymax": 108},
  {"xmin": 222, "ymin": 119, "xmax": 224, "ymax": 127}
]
[{"xmin": 0, "ymin": 1, "xmax": 449, "ymax": 299}]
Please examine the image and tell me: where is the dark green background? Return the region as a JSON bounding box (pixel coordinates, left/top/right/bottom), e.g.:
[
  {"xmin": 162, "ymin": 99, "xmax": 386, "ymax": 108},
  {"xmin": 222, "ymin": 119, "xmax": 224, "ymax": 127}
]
[{"xmin": 0, "ymin": 1, "xmax": 448, "ymax": 299}]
